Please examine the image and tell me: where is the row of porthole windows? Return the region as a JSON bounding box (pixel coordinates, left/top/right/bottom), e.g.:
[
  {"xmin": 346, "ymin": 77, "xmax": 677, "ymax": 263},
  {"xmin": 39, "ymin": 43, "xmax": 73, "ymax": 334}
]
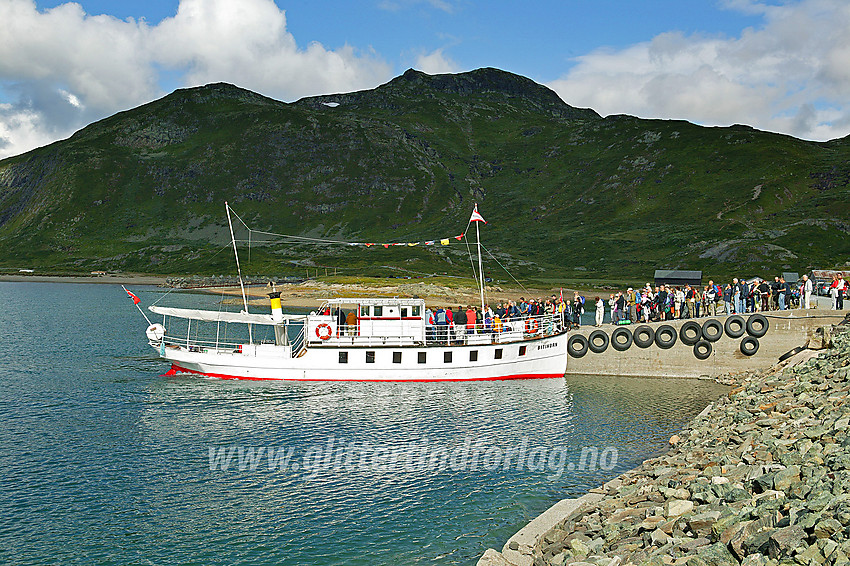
[{"xmin": 338, "ymin": 346, "xmax": 527, "ymax": 364}]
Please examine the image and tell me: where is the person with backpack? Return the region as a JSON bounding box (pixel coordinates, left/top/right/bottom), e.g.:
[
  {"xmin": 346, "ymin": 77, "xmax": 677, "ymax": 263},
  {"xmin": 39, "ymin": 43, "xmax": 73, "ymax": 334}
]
[
  {"xmin": 704, "ymin": 285, "xmax": 716, "ymax": 316},
  {"xmin": 434, "ymin": 306, "xmax": 448, "ymax": 344},
  {"xmin": 465, "ymin": 306, "xmax": 477, "ymax": 334},
  {"xmin": 684, "ymin": 285, "xmax": 695, "ymax": 318},
  {"xmin": 801, "ymin": 275, "xmax": 813, "ymax": 309},
  {"xmin": 626, "ymin": 288, "xmax": 637, "ymax": 322},
  {"xmin": 757, "ymin": 279, "xmax": 770, "ymax": 312},
  {"xmin": 572, "ymin": 292, "xmax": 585, "ymax": 327}
]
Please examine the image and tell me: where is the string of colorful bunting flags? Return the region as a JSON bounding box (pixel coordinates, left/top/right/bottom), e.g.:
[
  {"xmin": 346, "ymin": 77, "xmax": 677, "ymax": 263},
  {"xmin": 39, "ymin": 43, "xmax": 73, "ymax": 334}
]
[{"xmin": 230, "ymin": 204, "xmax": 486, "ymax": 250}]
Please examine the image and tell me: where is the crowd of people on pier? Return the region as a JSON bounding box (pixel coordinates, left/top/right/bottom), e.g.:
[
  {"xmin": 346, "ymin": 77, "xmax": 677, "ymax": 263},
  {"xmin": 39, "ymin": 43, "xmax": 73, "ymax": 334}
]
[
  {"xmin": 598, "ymin": 273, "xmax": 847, "ymax": 327},
  {"xmin": 418, "ymin": 273, "xmax": 847, "ymax": 342}
]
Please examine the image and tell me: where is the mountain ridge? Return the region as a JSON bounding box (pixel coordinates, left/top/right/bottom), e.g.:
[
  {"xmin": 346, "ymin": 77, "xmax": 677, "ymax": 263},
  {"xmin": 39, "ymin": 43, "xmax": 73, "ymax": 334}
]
[{"xmin": 0, "ymin": 67, "xmax": 847, "ymax": 281}]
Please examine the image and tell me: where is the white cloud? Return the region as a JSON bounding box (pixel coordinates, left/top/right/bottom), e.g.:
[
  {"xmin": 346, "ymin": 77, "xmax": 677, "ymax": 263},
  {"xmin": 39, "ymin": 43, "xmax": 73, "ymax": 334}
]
[
  {"xmin": 0, "ymin": 103, "xmax": 55, "ymax": 157},
  {"xmin": 150, "ymin": 0, "xmax": 391, "ymax": 100},
  {"xmin": 547, "ymin": 0, "xmax": 850, "ymax": 141},
  {"xmin": 0, "ymin": 0, "xmax": 393, "ymax": 159},
  {"xmin": 413, "ymin": 48, "xmax": 461, "ymax": 75}
]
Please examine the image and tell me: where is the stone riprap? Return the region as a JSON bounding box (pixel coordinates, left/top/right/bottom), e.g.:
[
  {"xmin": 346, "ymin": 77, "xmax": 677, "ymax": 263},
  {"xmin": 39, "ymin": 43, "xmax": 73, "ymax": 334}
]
[{"xmin": 480, "ymin": 319, "xmax": 850, "ymax": 566}]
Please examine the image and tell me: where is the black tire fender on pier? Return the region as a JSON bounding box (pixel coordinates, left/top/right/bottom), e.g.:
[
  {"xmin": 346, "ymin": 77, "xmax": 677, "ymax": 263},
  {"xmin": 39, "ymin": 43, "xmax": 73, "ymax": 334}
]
[
  {"xmin": 693, "ymin": 339, "xmax": 713, "ymax": 360},
  {"xmin": 655, "ymin": 325, "xmax": 677, "ymax": 349},
  {"xmin": 611, "ymin": 327, "xmax": 633, "ymax": 351},
  {"xmin": 567, "ymin": 334, "xmax": 589, "ymax": 358},
  {"xmin": 724, "ymin": 315, "xmax": 746, "ymax": 338},
  {"xmin": 778, "ymin": 346, "xmax": 804, "ymax": 362},
  {"xmin": 701, "ymin": 319, "xmax": 723, "ymax": 342},
  {"xmin": 587, "ymin": 330, "xmax": 609, "ymax": 354},
  {"xmin": 740, "ymin": 336, "xmax": 760, "ymax": 356},
  {"xmin": 633, "ymin": 325, "xmax": 655, "ymax": 348},
  {"xmin": 746, "ymin": 314, "xmax": 769, "ymax": 338},
  {"xmin": 679, "ymin": 321, "xmax": 703, "ymax": 345}
]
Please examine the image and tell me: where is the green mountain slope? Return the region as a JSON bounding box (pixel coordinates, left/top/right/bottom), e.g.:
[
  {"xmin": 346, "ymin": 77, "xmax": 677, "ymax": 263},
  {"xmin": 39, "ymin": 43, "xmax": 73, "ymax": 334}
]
[{"xmin": 0, "ymin": 67, "xmax": 848, "ymax": 281}]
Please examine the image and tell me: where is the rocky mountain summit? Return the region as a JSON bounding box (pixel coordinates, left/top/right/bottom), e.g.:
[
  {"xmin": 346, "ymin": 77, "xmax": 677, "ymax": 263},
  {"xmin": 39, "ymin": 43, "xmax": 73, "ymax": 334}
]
[{"xmin": 483, "ymin": 317, "xmax": 850, "ymax": 566}]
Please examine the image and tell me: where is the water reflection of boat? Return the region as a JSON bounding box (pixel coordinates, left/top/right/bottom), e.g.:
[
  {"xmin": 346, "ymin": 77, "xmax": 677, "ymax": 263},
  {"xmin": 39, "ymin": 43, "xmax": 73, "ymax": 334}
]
[{"xmin": 140, "ymin": 204, "xmax": 567, "ymax": 381}]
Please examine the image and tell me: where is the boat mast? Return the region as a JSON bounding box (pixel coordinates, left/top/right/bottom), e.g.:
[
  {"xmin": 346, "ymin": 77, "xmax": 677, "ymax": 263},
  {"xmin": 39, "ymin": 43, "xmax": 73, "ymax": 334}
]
[
  {"xmin": 475, "ymin": 204, "xmax": 486, "ymax": 315},
  {"xmin": 225, "ymin": 201, "xmax": 249, "ymax": 314}
]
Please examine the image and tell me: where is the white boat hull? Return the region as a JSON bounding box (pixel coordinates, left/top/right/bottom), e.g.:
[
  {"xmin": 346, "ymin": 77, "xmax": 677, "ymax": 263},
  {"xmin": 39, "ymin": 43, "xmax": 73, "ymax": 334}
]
[{"xmin": 158, "ymin": 333, "xmax": 568, "ymax": 382}]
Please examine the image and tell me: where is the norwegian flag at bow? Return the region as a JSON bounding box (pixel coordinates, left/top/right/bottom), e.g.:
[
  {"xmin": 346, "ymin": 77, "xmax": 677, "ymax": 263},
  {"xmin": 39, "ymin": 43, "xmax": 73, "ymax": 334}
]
[
  {"xmin": 126, "ymin": 289, "xmax": 140, "ymax": 305},
  {"xmin": 469, "ymin": 204, "xmax": 486, "ymax": 224}
]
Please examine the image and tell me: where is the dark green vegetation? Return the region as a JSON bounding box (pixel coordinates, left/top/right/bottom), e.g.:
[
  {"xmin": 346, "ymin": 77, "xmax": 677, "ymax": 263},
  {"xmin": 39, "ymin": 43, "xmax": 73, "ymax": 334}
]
[{"xmin": 0, "ymin": 67, "xmax": 848, "ymax": 282}]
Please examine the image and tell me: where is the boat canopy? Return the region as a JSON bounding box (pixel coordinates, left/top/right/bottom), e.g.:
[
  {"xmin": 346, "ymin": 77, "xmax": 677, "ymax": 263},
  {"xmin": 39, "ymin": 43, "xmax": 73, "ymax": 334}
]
[{"xmin": 149, "ymin": 305, "xmax": 304, "ymax": 325}]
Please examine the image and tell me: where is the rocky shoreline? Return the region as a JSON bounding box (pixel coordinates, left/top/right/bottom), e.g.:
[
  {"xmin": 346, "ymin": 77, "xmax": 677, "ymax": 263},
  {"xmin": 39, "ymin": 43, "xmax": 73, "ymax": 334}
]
[{"xmin": 482, "ymin": 316, "xmax": 850, "ymax": 566}]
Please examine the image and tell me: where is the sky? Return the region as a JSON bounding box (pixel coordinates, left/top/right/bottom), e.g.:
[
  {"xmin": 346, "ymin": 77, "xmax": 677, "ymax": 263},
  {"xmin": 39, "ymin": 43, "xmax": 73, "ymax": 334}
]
[{"xmin": 1, "ymin": 0, "xmax": 850, "ymax": 159}]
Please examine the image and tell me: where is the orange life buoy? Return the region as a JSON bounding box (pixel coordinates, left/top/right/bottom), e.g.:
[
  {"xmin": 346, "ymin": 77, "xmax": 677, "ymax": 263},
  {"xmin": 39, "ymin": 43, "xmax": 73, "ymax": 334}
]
[
  {"xmin": 315, "ymin": 323, "xmax": 332, "ymax": 340},
  {"xmin": 525, "ymin": 318, "xmax": 539, "ymax": 333}
]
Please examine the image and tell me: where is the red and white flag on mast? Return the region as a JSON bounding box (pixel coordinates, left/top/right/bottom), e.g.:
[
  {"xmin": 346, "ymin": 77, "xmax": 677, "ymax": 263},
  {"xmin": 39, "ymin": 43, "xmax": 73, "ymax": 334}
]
[
  {"xmin": 470, "ymin": 204, "xmax": 486, "ymax": 224},
  {"xmin": 126, "ymin": 289, "xmax": 141, "ymax": 305}
]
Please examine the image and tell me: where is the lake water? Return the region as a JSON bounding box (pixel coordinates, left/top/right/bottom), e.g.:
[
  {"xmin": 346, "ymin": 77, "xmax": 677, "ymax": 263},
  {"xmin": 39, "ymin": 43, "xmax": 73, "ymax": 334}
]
[{"xmin": 0, "ymin": 282, "xmax": 727, "ymax": 565}]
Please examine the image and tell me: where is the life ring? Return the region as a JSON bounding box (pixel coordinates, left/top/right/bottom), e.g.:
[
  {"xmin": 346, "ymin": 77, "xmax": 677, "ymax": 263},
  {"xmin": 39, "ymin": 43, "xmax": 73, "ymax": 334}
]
[
  {"xmin": 746, "ymin": 314, "xmax": 769, "ymax": 338},
  {"xmin": 655, "ymin": 325, "xmax": 677, "ymax": 349},
  {"xmin": 611, "ymin": 327, "xmax": 633, "ymax": 351},
  {"xmin": 315, "ymin": 323, "xmax": 332, "ymax": 340},
  {"xmin": 525, "ymin": 318, "xmax": 539, "ymax": 334},
  {"xmin": 567, "ymin": 334, "xmax": 589, "ymax": 358},
  {"xmin": 740, "ymin": 336, "xmax": 759, "ymax": 356},
  {"xmin": 701, "ymin": 319, "xmax": 723, "ymax": 342},
  {"xmin": 633, "ymin": 325, "xmax": 655, "ymax": 348},
  {"xmin": 693, "ymin": 339, "xmax": 712, "ymax": 360},
  {"xmin": 680, "ymin": 321, "xmax": 702, "ymax": 345},
  {"xmin": 588, "ymin": 330, "xmax": 609, "ymax": 353},
  {"xmin": 725, "ymin": 315, "xmax": 746, "ymax": 338}
]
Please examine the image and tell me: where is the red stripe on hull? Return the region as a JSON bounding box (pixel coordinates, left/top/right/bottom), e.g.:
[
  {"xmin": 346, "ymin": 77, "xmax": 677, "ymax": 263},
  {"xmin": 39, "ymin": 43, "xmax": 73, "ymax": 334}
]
[{"xmin": 164, "ymin": 364, "xmax": 563, "ymax": 382}]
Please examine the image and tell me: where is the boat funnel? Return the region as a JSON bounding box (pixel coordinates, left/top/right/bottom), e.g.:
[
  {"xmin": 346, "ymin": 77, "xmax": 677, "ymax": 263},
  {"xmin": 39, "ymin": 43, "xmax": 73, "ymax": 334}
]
[{"xmin": 268, "ymin": 291, "xmax": 284, "ymax": 324}]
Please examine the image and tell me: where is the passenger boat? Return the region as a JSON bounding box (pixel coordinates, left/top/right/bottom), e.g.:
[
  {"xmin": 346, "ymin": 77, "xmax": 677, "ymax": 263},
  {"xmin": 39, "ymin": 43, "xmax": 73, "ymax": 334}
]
[{"xmin": 137, "ymin": 204, "xmax": 568, "ymax": 381}]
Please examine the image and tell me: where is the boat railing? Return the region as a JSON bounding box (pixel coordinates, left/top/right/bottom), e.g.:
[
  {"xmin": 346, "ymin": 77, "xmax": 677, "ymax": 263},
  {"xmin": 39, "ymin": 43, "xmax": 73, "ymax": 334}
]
[
  {"xmin": 291, "ymin": 324, "xmax": 307, "ymax": 357},
  {"xmin": 310, "ymin": 313, "xmax": 564, "ymax": 347},
  {"xmin": 425, "ymin": 312, "xmax": 565, "ymax": 345}
]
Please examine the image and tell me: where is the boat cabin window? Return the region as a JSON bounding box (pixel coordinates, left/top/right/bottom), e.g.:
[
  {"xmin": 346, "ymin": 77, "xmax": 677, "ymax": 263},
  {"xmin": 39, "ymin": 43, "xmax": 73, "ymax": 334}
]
[
  {"xmin": 469, "ymin": 351, "xmax": 478, "ymax": 362},
  {"xmin": 444, "ymin": 352, "xmax": 452, "ymax": 363},
  {"xmin": 519, "ymin": 345, "xmax": 527, "ymax": 357},
  {"xmin": 412, "ymin": 306, "xmax": 421, "ymax": 317},
  {"xmin": 373, "ymin": 306, "xmax": 383, "ymax": 317},
  {"xmin": 418, "ymin": 352, "xmax": 426, "ymax": 364},
  {"xmin": 393, "ymin": 352, "xmax": 402, "ymax": 364},
  {"xmin": 339, "ymin": 352, "xmax": 348, "ymax": 364},
  {"xmin": 495, "ymin": 348, "xmax": 503, "ymax": 360},
  {"xmin": 400, "ymin": 308, "xmax": 408, "ymax": 318},
  {"xmin": 366, "ymin": 351, "xmax": 375, "ymax": 363}
]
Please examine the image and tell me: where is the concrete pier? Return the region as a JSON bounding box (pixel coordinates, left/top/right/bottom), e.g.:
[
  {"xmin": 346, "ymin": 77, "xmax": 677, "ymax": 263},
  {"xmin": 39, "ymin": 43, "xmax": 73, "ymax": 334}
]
[{"xmin": 565, "ymin": 309, "xmax": 846, "ymax": 379}]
